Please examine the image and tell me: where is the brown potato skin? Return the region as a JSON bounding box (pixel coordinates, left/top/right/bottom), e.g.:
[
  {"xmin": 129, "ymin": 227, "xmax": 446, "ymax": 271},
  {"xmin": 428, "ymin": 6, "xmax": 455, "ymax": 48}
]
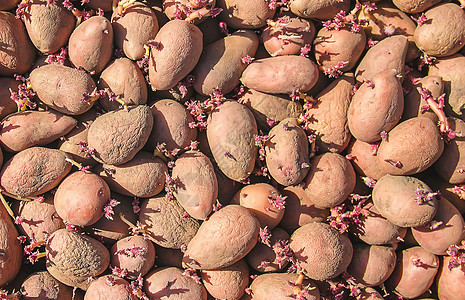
[
  {"xmin": 149, "ymin": 20, "xmax": 203, "ymax": 90},
  {"xmin": 23, "ymin": 1, "xmax": 75, "ymax": 54},
  {"xmin": 183, "ymin": 204, "xmax": 260, "ymax": 270},
  {"xmin": 0, "ymin": 0, "xmax": 20, "ymax": 10},
  {"xmin": 0, "ymin": 147, "xmax": 71, "ymax": 197},
  {"xmin": 392, "ymin": 0, "xmax": 441, "ymax": 13},
  {"xmin": 54, "ymin": 171, "xmax": 111, "ymax": 227},
  {"xmin": 112, "ymin": 2, "xmax": 159, "ymax": 60},
  {"xmin": 241, "ymin": 55, "xmax": 319, "ymax": 94},
  {"xmin": 201, "ymin": 259, "xmax": 249, "ymax": 300},
  {"xmin": 21, "ymin": 271, "xmax": 75, "ymax": 300},
  {"xmin": 85, "ymin": 275, "xmax": 136, "ymax": 300},
  {"xmin": 290, "ymin": 0, "xmax": 350, "ymax": 20},
  {"xmin": 207, "ymin": 101, "xmax": 258, "ymax": 182},
  {"xmin": 290, "ymin": 222, "xmax": 353, "ymax": 281},
  {"xmin": 88, "ymin": 105, "xmax": 154, "ymax": 165},
  {"xmin": 348, "ymin": 70, "xmax": 404, "ymax": 143},
  {"xmin": 249, "ymin": 272, "xmax": 320, "ymax": 299},
  {"xmin": 46, "ymin": 229, "xmax": 110, "ymax": 290},
  {"xmin": 30, "ymin": 64, "xmax": 97, "ymax": 115},
  {"xmin": 0, "ymin": 200, "xmax": 22, "ymax": 287},
  {"xmin": 193, "ymin": 30, "xmax": 259, "ymax": 96},
  {"xmin": 0, "ymin": 78, "xmax": 20, "ymax": 121},
  {"xmin": 217, "ymin": 0, "xmax": 275, "ymax": 29},
  {"xmin": 0, "ymin": 11, "xmax": 36, "ymax": 76},
  {"xmin": 68, "ymin": 16, "xmax": 113, "ymax": 74},
  {"xmin": 437, "ymin": 256, "xmax": 465, "ymax": 300},
  {"xmin": 414, "ymin": 3, "xmax": 465, "ymax": 57},
  {"xmin": 0, "ymin": 110, "xmax": 77, "ymax": 153},
  {"xmin": 377, "ymin": 117, "xmax": 444, "ymax": 175}
]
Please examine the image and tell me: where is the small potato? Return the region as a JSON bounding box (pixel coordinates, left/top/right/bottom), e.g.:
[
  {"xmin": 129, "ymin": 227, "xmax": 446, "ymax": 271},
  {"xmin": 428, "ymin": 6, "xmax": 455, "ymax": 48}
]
[
  {"xmin": 437, "ymin": 256, "xmax": 465, "ymax": 300},
  {"xmin": 21, "ymin": 271, "xmax": 75, "ymax": 300},
  {"xmin": 372, "ymin": 174, "xmax": 438, "ymax": 227},
  {"xmin": 241, "ymin": 55, "xmax": 319, "ymax": 94},
  {"xmin": 46, "ymin": 229, "xmax": 110, "ymax": 290},
  {"xmin": 0, "ymin": 78, "xmax": 20, "ymax": 120},
  {"xmin": 172, "ymin": 150, "xmax": 218, "ymax": 220},
  {"xmin": 0, "ymin": 201, "xmax": 22, "ymax": 287},
  {"xmin": 290, "ymin": 0, "xmax": 350, "ymax": 20},
  {"xmin": 182, "ymin": 205, "xmax": 260, "ymax": 270},
  {"xmin": 54, "ymin": 171, "xmax": 111, "ymax": 227},
  {"xmin": 97, "ymin": 151, "xmax": 167, "ymax": 198},
  {"xmin": 377, "ymin": 117, "xmax": 444, "ymax": 175},
  {"xmin": 30, "ymin": 64, "xmax": 97, "ymax": 115},
  {"xmin": 85, "ymin": 275, "xmax": 136, "ymax": 300},
  {"xmin": 249, "ymin": 272, "xmax": 320, "ymax": 299},
  {"xmin": 23, "ymin": 0, "xmax": 75, "ymax": 54},
  {"xmin": 201, "ymin": 259, "xmax": 249, "ymax": 300},
  {"xmin": 414, "ymin": 3, "xmax": 465, "ymax": 57},
  {"xmin": 207, "ymin": 101, "xmax": 258, "ymax": 182},
  {"xmin": 217, "ymin": 0, "xmax": 275, "ymax": 29},
  {"xmin": 0, "ymin": 147, "xmax": 71, "ymax": 197},
  {"xmin": 231, "ymin": 183, "xmax": 285, "ymax": 229},
  {"xmin": 346, "ymin": 139, "xmax": 387, "ymax": 180},
  {"xmin": 111, "ymin": 2, "xmax": 159, "ymax": 60},
  {"xmin": 88, "ymin": 105, "xmax": 154, "ymax": 165},
  {"xmin": 139, "ymin": 195, "xmax": 200, "ymax": 249},
  {"xmin": 386, "ymin": 246, "xmax": 439, "ymax": 299},
  {"xmin": 0, "ymin": 110, "xmax": 77, "ymax": 153},
  {"xmin": 68, "ymin": 16, "xmax": 113, "ymax": 74},
  {"xmin": 302, "ymin": 152, "xmax": 356, "ymax": 209},
  {"xmin": 402, "ymin": 75, "xmax": 443, "ymax": 122},
  {"xmin": 265, "ymin": 118, "xmax": 309, "ymax": 186},
  {"xmin": 149, "ymin": 20, "xmax": 203, "ymax": 90},
  {"xmin": 289, "ymin": 222, "xmax": 353, "ymax": 281},
  {"xmin": 348, "ymin": 70, "xmax": 404, "ymax": 143}
]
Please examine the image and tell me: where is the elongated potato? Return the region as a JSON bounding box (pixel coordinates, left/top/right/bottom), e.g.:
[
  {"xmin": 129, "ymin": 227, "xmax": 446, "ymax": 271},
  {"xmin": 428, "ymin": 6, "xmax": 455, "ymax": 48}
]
[{"xmin": 0, "ymin": 200, "xmax": 22, "ymax": 286}]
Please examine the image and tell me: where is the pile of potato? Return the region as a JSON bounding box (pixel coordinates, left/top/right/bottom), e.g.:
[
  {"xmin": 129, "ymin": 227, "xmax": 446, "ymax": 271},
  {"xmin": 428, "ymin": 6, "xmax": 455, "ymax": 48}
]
[{"xmin": 1, "ymin": 0, "xmax": 465, "ymax": 299}]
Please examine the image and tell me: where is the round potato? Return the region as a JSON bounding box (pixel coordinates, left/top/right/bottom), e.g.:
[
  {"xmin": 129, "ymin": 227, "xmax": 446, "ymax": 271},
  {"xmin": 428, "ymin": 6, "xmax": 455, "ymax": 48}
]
[{"xmin": 201, "ymin": 259, "xmax": 249, "ymax": 300}]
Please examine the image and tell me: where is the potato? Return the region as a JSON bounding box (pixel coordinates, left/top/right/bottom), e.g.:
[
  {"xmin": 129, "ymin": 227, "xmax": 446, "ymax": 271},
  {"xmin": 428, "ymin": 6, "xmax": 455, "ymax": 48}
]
[
  {"xmin": 148, "ymin": 20, "xmax": 203, "ymax": 90},
  {"xmin": 376, "ymin": 117, "xmax": 444, "ymax": 175},
  {"xmin": 0, "ymin": 0, "xmax": 20, "ymax": 10},
  {"xmin": 0, "ymin": 11, "xmax": 36, "ymax": 76},
  {"xmin": 305, "ymin": 73, "xmax": 355, "ymax": 153},
  {"xmin": 144, "ymin": 267, "xmax": 207, "ymax": 299},
  {"xmin": 20, "ymin": 271, "xmax": 74, "ymax": 300},
  {"xmin": 290, "ymin": 0, "xmax": 350, "ymax": 20},
  {"xmin": 290, "ymin": 222, "xmax": 353, "ymax": 281},
  {"xmin": 46, "ymin": 229, "xmax": 110, "ymax": 290},
  {"xmin": 411, "ymin": 197, "xmax": 465, "ymax": 255},
  {"xmin": 386, "ymin": 246, "xmax": 439, "ymax": 299},
  {"xmin": 249, "ymin": 272, "xmax": 320, "ymax": 299},
  {"xmin": 0, "ymin": 110, "xmax": 77, "ymax": 153},
  {"xmin": 346, "ymin": 139, "xmax": 387, "ymax": 180},
  {"xmin": 98, "ymin": 58, "xmax": 148, "ymax": 111},
  {"xmin": 192, "ymin": 29, "xmax": 259, "ymax": 96},
  {"xmin": 85, "ymin": 275, "xmax": 136, "ymax": 300},
  {"xmin": 414, "ymin": 3, "xmax": 465, "ymax": 57},
  {"xmin": 241, "ymin": 55, "xmax": 319, "ymax": 94},
  {"xmin": 68, "ymin": 16, "xmax": 113, "ymax": 74},
  {"xmin": 23, "ymin": 0, "xmax": 75, "ymax": 54},
  {"xmin": 392, "ymin": 0, "xmax": 441, "ymax": 13},
  {"xmin": 216, "ymin": 0, "xmax": 275, "ymax": 29},
  {"xmin": 162, "ymin": 0, "xmax": 217, "ymax": 24},
  {"xmin": 348, "ymin": 69, "xmax": 404, "ymax": 143},
  {"xmin": 437, "ymin": 256, "xmax": 465, "ymax": 300},
  {"xmin": 110, "ymin": 235, "xmax": 156, "ymax": 280},
  {"xmin": 402, "ymin": 75, "xmax": 443, "ymax": 122},
  {"xmin": 355, "ymin": 35, "xmax": 408, "ymax": 82},
  {"xmin": 0, "ymin": 78, "xmax": 19, "ymax": 121},
  {"xmin": 30, "ymin": 64, "xmax": 97, "ymax": 115},
  {"xmin": 54, "ymin": 171, "xmax": 111, "ymax": 227},
  {"xmin": 231, "ymin": 183, "xmax": 285, "ymax": 229},
  {"xmin": 347, "ymin": 244, "xmax": 396, "ymax": 287},
  {"xmin": 239, "ymin": 89, "xmax": 303, "ymax": 131},
  {"xmin": 139, "ymin": 195, "xmax": 200, "ymax": 249},
  {"xmin": 172, "ymin": 150, "xmax": 217, "ymax": 220},
  {"xmin": 200, "ymin": 259, "xmax": 249, "ymax": 300},
  {"xmin": 302, "ymin": 153, "xmax": 356, "ymax": 209},
  {"xmin": 146, "ymin": 99, "xmax": 197, "ymax": 152},
  {"xmin": 279, "ymin": 185, "xmax": 330, "ymax": 233},
  {"xmin": 182, "ymin": 204, "xmax": 260, "ymax": 270},
  {"xmin": 372, "ymin": 174, "xmax": 438, "ymax": 227},
  {"xmin": 111, "ymin": 2, "xmax": 159, "ymax": 60},
  {"xmin": 0, "ymin": 200, "xmax": 22, "ymax": 286},
  {"xmin": 97, "ymin": 151, "xmax": 167, "ymax": 198},
  {"xmin": 86, "ymin": 0, "xmax": 113, "ymax": 11},
  {"xmin": 207, "ymin": 101, "xmax": 258, "ymax": 182},
  {"xmin": 87, "ymin": 105, "xmax": 153, "ymax": 165}
]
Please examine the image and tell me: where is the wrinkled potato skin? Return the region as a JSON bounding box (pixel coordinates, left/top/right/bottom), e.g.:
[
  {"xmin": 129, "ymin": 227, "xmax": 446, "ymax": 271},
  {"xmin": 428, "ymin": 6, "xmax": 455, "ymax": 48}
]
[
  {"xmin": 402, "ymin": 75, "xmax": 443, "ymax": 122},
  {"xmin": 201, "ymin": 259, "xmax": 249, "ymax": 300},
  {"xmin": 46, "ymin": 229, "xmax": 110, "ymax": 290},
  {"xmin": 0, "ymin": 147, "xmax": 71, "ymax": 197},
  {"xmin": 0, "ymin": 11, "xmax": 36, "ymax": 76},
  {"xmin": 437, "ymin": 256, "xmax": 465, "ymax": 300},
  {"xmin": 377, "ymin": 117, "xmax": 444, "ymax": 175},
  {"xmin": 68, "ymin": 16, "xmax": 113, "ymax": 74},
  {"xmin": 0, "ymin": 78, "xmax": 20, "ymax": 120},
  {"xmin": 414, "ymin": 3, "xmax": 465, "ymax": 57},
  {"xmin": 0, "ymin": 201, "xmax": 22, "ymax": 287},
  {"xmin": 290, "ymin": 0, "xmax": 350, "ymax": 20},
  {"xmin": 23, "ymin": 1, "xmax": 75, "ymax": 54},
  {"xmin": 139, "ymin": 196, "xmax": 200, "ymax": 249},
  {"xmin": 183, "ymin": 205, "xmax": 260, "ymax": 270},
  {"xmin": 241, "ymin": 55, "xmax": 319, "ymax": 94},
  {"xmin": 88, "ymin": 105, "xmax": 154, "ymax": 165},
  {"xmin": 193, "ymin": 30, "xmax": 259, "ymax": 96},
  {"xmin": 21, "ymin": 271, "xmax": 74, "ymax": 300},
  {"xmin": 217, "ymin": 0, "xmax": 275, "ymax": 29},
  {"xmin": 392, "ymin": 0, "xmax": 441, "ymax": 13},
  {"xmin": 85, "ymin": 275, "xmax": 136, "ymax": 300},
  {"xmin": 0, "ymin": 110, "xmax": 77, "ymax": 153},
  {"xmin": 30, "ymin": 64, "xmax": 97, "ymax": 115}
]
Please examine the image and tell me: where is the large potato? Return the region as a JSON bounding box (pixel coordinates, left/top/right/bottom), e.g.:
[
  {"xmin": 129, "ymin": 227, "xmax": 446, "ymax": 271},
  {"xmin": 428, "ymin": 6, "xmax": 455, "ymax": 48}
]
[
  {"xmin": 0, "ymin": 200, "xmax": 22, "ymax": 286},
  {"xmin": 216, "ymin": 0, "xmax": 275, "ymax": 29},
  {"xmin": 290, "ymin": 0, "xmax": 350, "ymax": 20}
]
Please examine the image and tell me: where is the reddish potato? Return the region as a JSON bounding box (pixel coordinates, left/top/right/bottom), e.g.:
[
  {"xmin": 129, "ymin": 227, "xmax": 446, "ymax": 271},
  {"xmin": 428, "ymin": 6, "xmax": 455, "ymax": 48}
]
[
  {"xmin": 0, "ymin": 200, "xmax": 22, "ymax": 287},
  {"xmin": 402, "ymin": 75, "xmax": 443, "ymax": 122},
  {"xmin": 437, "ymin": 256, "xmax": 465, "ymax": 300},
  {"xmin": 201, "ymin": 259, "xmax": 249, "ymax": 300},
  {"xmin": 21, "ymin": 271, "xmax": 74, "ymax": 300},
  {"xmin": 0, "ymin": 78, "xmax": 20, "ymax": 121},
  {"xmin": 249, "ymin": 272, "xmax": 320, "ymax": 299},
  {"xmin": 163, "ymin": 0, "xmax": 217, "ymax": 24},
  {"xmin": 346, "ymin": 138, "xmax": 387, "ymax": 180},
  {"xmin": 290, "ymin": 0, "xmax": 350, "ymax": 20},
  {"xmin": 85, "ymin": 275, "xmax": 136, "ymax": 300},
  {"xmin": 216, "ymin": 0, "xmax": 275, "ymax": 29}
]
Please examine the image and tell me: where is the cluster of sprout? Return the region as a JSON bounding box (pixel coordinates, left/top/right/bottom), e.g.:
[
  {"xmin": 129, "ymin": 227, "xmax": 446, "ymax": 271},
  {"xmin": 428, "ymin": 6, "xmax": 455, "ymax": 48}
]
[
  {"xmin": 327, "ymin": 194, "xmax": 370, "ymax": 233},
  {"xmin": 9, "ymin": 75, "xmax": 36, "ymax": 112},
  {"xmin": 414, "ymin": 184, "xmax": 440, "ymax": 205},
  {"xmin": 446, "ymin": 241, "xmax": 465, "ymax": 270}
]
